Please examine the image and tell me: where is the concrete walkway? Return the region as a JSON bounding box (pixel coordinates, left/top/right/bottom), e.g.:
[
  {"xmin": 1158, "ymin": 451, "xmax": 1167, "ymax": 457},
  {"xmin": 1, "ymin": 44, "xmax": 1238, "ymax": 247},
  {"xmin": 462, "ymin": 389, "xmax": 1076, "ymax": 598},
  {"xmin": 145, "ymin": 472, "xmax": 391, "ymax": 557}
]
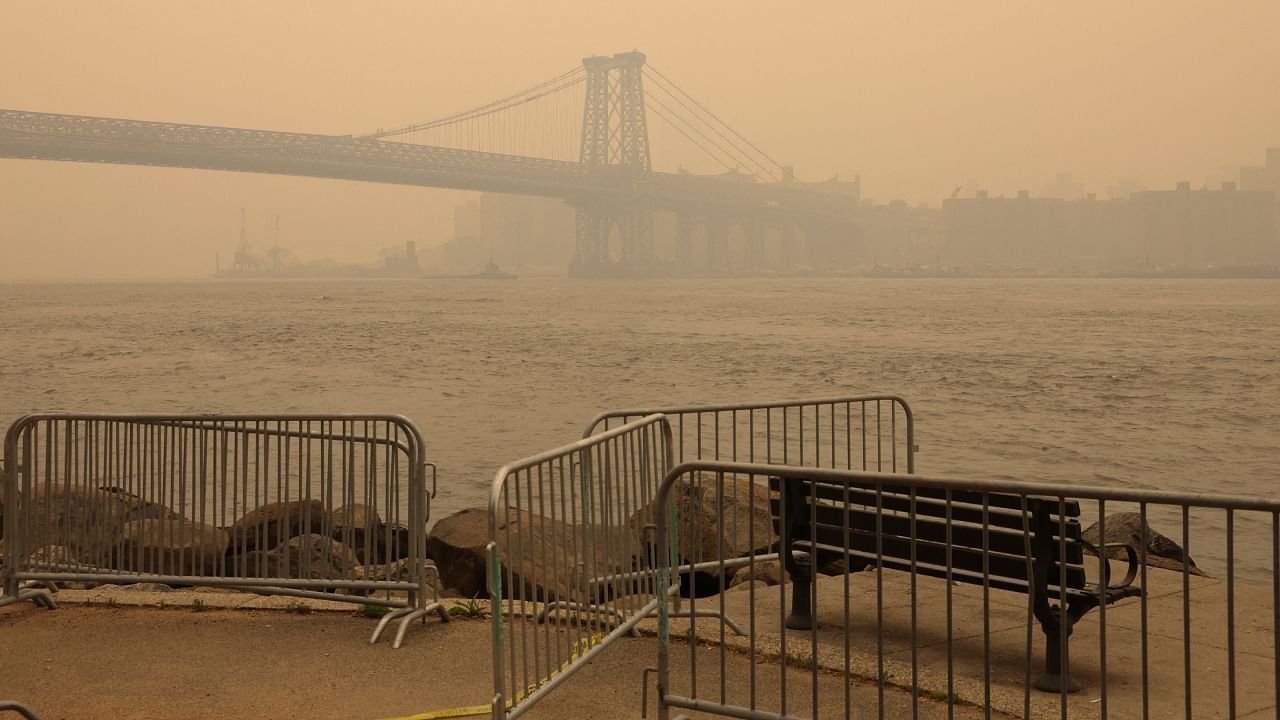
[
  {"xmin": 641, "ymin": 566, "xmax": 1276, "ymax": 719},
  {"xmin": 0, "ymin": 589, "xmax": 996, "ymax": 720},
  {"xmin": 2, "ymin": 565, "xmax": 1272, "ymax": 719}
]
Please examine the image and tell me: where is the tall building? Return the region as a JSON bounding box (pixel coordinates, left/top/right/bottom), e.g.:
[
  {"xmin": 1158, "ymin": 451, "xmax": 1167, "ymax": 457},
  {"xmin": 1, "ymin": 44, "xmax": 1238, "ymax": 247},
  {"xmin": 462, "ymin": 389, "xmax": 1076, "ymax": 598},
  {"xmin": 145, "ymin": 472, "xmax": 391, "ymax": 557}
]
[
  {"xmin": 1240, "ymin": 148, "xmax": 1280, "ymax": 260},
  {"xmin": 440, "ymin": 194, "xmax": 575, "ymax": 270}
]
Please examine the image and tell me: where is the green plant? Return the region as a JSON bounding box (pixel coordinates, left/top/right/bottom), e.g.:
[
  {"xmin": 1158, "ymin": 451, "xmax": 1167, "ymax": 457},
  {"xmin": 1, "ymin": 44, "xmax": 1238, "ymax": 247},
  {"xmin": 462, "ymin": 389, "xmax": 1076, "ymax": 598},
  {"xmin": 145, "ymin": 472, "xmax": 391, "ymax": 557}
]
[
  {"xmin": 448, "ymin": 598, "xmax": 487, "ymax": 619},
  {"xmin": 357, "ymin": 604, "xmax": 391, "ymax": 619},
  {"xmin": 104, "ymin": 597, "xmax": 119, "ymax": 609},
  {"xmin": 285, "ymin": 601, "xmax": 313, "ymax": 615},
  {"xmin": 191, "ymin": 598, "xmax": 206, "ymax": 612}
]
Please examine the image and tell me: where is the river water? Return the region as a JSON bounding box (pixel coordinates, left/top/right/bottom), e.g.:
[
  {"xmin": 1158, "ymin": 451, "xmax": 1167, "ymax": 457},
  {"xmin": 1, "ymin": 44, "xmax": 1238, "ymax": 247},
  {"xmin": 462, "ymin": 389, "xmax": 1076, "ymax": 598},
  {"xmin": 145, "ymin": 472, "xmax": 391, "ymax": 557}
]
[{"xmin": 1, "ymin": 278, "xmax": 1276, "ymax": 576}]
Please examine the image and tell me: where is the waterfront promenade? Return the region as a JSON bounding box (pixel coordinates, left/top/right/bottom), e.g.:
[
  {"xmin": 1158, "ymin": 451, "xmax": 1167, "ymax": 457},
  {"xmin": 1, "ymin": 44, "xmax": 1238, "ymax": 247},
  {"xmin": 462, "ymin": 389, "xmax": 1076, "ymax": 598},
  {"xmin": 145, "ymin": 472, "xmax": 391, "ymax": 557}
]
[{"xmin": 1, "ymin": 564, "xmax": 1267, "ymax": 719}]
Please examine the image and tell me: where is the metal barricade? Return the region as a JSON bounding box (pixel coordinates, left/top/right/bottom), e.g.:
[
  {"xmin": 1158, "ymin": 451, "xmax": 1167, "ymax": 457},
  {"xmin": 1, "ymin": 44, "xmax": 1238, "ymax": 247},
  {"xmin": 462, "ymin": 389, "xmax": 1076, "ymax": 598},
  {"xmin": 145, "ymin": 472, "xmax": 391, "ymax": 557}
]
[
  {"xmin": 487, "ymin": 414, "xmax": 675, "ymax": 719},
  {"xmin": 585, "ymin": 395, "xmax": 915, "ymax": 629},
  {"xmin": 583, "ymin": 394, "xmax": 916, "ymax": 473},
  {"xmin": 0, "ymin": 414, "xmax": 445, "ymax": 647},
  {"xmin": 651, "ymin": 461, "xmax": 1280, "ymax": 720}
]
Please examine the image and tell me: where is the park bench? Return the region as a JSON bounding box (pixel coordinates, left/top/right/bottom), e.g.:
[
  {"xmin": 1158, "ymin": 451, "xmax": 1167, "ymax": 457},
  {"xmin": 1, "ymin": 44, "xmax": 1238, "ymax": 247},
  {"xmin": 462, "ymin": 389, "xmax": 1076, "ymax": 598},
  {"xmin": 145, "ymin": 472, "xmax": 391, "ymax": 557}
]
[{"xmin": 769, "ymin": 475, "xmax": 1142, "ymax": 693}]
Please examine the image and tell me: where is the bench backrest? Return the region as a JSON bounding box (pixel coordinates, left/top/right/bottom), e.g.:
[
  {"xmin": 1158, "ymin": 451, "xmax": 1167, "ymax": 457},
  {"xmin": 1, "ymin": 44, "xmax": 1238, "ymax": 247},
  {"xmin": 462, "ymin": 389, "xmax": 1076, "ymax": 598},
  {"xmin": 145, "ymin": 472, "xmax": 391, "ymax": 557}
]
[{"xmin": 769, "ymin": 476, "xmax": 1088, "ymax": 597}]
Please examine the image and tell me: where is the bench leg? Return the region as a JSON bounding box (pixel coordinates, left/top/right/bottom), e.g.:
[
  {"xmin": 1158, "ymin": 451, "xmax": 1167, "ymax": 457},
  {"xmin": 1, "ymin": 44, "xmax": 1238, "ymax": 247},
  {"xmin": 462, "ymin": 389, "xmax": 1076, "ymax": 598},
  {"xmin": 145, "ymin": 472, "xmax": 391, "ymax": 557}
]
[
  {"xmin": 1035, "ymin": 626, "xmax": 1081, "ymax": 694},
  {"xmin": 785, "ymin": 556, "xmax": 813, "ymax": 631}
]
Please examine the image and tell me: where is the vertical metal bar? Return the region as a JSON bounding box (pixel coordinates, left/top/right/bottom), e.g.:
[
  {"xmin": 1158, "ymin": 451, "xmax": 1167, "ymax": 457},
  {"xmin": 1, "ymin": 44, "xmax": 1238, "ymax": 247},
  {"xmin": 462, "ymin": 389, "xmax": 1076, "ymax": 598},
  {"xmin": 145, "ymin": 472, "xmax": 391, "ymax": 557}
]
[
  {"xmin": 876, "ymin": 479, "xmax": 885, "ymax": 720},
  {"xmin": 1020, "ymin": 496, "xmax": 1033, "ymax": 720},
  {"xmin": 1226, "ymin": 508, "xmax": 1235, "ymax": 720},
  {"xmin": 844, "ymin": 472, "xmax": 853, "ymax": 720},
  {"xmin": 1273, "ymin": 511, "xmax": 1279, "ymax": 717},
  {"xmin": 1098, "ymin": 501, "xmax": 1107, "ymax": 720},
  {"xmin": 945, "ymin": 488, "xmax": 954, "ymax": 720},
  {"xmin": 809, "ymin": 467, "xmax": 819, "ymax": 720},
  {"xmin": 1140, "ymin": 502, "xmax": 1149, "ymax": 720},
  {"xmin": 1182, "ymin": 504, "xmax": 1191, "ymax": 720},
  {"xmin": 910, "ymin": 485, "xmax": 919, "ymax": 720},
  {"xmin": 982, "ymin": 493, "xmax": 991, "ymax": 720},
  {"xmin": 1057, "ymin": 497, "xmax": 1068, "ymax": 720}
]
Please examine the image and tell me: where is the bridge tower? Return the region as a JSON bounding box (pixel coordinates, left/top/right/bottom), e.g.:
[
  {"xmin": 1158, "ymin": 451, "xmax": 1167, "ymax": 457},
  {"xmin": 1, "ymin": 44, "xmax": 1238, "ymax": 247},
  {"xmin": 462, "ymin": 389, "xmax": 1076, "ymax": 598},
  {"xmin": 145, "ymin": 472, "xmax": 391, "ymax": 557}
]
[{"xmin": 570, "ymin": 51, "xmax": 654, "ymax": 277}]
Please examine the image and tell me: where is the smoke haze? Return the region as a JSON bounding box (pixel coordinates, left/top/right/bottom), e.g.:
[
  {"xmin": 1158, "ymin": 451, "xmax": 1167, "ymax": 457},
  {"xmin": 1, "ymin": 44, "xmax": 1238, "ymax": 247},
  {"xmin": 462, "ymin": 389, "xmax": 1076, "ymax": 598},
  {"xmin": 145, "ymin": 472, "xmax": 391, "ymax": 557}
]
[{"xmin": 2, "ymin": 1, "xmax": 1278, "ymax": 279}]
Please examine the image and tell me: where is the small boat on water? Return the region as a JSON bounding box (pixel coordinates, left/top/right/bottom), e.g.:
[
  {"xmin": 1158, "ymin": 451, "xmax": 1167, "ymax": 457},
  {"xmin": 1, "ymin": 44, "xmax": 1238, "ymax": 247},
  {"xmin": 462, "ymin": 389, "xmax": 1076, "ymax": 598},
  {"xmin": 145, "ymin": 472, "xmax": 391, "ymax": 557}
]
[
  {"xmin": 424, "ymin": 257, "xmax": 518, "ymax": 280},
  {"xmin": 468, "ymin": 258, "xmax": 518, "ymax": 280}
]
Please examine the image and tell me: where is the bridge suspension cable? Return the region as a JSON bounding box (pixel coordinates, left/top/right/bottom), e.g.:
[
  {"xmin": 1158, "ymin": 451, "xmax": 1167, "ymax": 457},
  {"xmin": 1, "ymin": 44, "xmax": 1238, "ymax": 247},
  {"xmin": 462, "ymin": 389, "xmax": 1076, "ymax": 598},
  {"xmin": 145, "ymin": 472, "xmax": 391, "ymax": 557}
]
[
  {"xmin": 642, "ymin": 64, "xmax": 786, "ymax": 182},
  {"xmin": 360, "ymin": 66, "xmax": 587, "ymax": 162}
]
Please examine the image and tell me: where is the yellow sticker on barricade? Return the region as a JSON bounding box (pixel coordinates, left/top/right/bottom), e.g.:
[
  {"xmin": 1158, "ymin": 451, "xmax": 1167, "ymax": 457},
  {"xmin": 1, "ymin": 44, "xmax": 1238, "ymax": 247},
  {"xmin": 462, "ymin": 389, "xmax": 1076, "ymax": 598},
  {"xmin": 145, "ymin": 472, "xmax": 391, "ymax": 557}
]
[{"xmin": 378, "ymin": 634, "xmax": 604, "ymax": 720}]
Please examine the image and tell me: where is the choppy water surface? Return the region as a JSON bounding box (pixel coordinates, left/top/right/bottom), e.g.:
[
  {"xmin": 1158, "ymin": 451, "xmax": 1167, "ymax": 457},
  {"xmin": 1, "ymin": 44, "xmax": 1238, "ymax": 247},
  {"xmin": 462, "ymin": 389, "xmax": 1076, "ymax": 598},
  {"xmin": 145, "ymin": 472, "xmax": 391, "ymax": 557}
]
[{"xmin": 1, "ymin": 278, "xmax": 1276, "ymax": 576}]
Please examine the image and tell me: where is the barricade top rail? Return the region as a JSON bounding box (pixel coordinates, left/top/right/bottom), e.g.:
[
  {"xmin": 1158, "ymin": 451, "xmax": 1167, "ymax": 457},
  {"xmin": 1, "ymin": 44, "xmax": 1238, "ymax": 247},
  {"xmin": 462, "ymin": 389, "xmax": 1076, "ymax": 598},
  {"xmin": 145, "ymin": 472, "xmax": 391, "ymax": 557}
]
[
  {"xmin": 581, "ymin": 393, "xmax": 914, "ymax": 437},
  {"xmin": 2, "ymin": 413, "xmax": 427, "ymax": 473},
  {"xmin": 662, "ymin": 460, "xmax": 1280, "ymax": 514},
  {"xmin": 491, "ymin": 412, "xmax": 671, "ymax": 521}
]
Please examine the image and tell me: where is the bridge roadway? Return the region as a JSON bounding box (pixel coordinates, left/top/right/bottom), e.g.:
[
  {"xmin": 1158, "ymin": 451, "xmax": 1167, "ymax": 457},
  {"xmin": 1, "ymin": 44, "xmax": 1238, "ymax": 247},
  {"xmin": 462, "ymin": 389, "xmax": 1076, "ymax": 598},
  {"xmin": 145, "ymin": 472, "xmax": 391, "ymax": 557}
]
[{"xmin": 0, "ymin": 109, "xmax": 858, "ymax": 224}]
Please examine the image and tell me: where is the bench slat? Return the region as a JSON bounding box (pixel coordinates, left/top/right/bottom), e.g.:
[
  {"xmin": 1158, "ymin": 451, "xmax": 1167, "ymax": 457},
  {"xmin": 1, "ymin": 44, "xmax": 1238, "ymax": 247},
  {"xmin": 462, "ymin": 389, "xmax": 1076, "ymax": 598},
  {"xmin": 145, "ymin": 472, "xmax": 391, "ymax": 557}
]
[
  {"xmin": 795, "ymin": 539, "xmax": 1102, "ymax": 602},
  {"xmin": 771, "ymin": 478, "xmax": 1081, "ymax": 527},
  {"xmin": 773, "ymin": 500, "xmax": 1085, "ymax": 565},
  {"xmin": 794, "ymin": 523, "xmax": 1088, "ymax": 588}
]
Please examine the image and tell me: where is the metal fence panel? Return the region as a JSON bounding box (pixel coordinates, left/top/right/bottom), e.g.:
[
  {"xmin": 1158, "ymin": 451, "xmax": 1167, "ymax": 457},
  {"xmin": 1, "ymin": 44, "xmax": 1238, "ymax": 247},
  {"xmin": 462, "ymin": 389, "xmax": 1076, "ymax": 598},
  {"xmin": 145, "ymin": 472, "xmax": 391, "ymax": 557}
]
[
  {"xmin": 583, "ymin": 394, "xmax": 916, "ymax": 473},
  {"xmin": 0, "ymin": 414, "xmax": 445, "ymax": 647},
  {"xmin": 487, "ymin": 414, "xmax": 673, "ymax": 720},
  {"xmin": 652, "ymin": 461, "xmax": 1280, "ymax": 720}
]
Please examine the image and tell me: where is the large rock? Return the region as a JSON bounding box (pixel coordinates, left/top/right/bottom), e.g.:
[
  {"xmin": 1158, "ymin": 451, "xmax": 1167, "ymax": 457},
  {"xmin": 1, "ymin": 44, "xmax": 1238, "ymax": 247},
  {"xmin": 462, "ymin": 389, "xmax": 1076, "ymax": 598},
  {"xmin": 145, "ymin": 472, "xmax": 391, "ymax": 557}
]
[
  {"xmin": 236, "ymin": 533, "xmax": 360, "ymax": 581},
  {"xmin": 357, "ymin": 557, "xmax": 446, "ymax": 597},
  {"xmin": 632, "ymin": 473, "xmax": 777, "ymax": 591},
  {"xmin": 226, "ymin": 500, "xmax": 326, "ymax": 555},
  {"xmin": 728, "ymin": 559, "xmax": 788, "ymax": 588},
  {"xmin": 1082, "ymin": 512, "xmax": 1207, "ymax": 577},
  {"xmin": 330, "ymin": 504, "xmax": 411, "ymax": 565},
  {"xmin": 428, "ymin": 506, "xmax": 646, "ymax": 602},
  {"xmin": 117, "ymin": 518, "xmax": 229, "ymax": 576},
  {"xmin": 23, "ymin": 484, "xmax": 137, "ymax": 567},
  {"xmin": 426, "ymin": 508, "xmax": 489, "ymax": 598}
]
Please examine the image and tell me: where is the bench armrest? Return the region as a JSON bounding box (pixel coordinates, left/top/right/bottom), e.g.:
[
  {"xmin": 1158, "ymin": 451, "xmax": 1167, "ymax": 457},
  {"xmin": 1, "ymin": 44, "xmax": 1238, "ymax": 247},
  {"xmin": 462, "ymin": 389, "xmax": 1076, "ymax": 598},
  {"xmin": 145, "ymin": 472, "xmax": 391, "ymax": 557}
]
[{"xmin": 1080, "ymin": 540, "xmax": 1139, "ymax": 591}]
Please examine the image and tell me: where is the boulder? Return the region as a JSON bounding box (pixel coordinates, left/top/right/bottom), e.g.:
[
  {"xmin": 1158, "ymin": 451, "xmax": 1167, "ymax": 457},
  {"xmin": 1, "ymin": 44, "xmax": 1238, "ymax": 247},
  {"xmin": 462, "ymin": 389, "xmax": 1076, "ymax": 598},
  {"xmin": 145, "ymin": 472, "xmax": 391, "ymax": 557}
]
[
  {"xmin": 428, "ymin": 506, "xmax": 646, "ymax": 602},
  {"xmin": 426, "ymin": 508, "xmax": 489, "ymax": 598},
  {"xmin": 23, "ymin": 484, "xmax": 136, "ymax": 567},
  {"xmin": 226, "ymin": 500, "xmax": 326, "ymax": 555},
  {"xmin": 633, "ymin": 473, "xmax": 776, "ymax": 590},
  {"xmin": 97, "ymin": 486, "xmax": 174, "ymax": 523},
  {"xmin": 237, "ymin": 533, "xmax": 360, "ymax": 581},
  {"xmin": 357, "ymin": 557, "xmax": 446, "ymax": 597},
  {"xmin": 726, "ymin": 579, "xmax": 771, "ymax": 594},
  {"xmin": 1082, "ymin": 512, "xmax": 1208, "ymax": 577},
  {"xmin": 330, "ymin": 504, "xmax": 411, "ymax": 564},
  {"xmin": 117, "ymin": 518, "xmax": 229, "ymax": 576},
  {"xmin": 728, "ymin": 559, "xmax": 788, "ymax": 588}
]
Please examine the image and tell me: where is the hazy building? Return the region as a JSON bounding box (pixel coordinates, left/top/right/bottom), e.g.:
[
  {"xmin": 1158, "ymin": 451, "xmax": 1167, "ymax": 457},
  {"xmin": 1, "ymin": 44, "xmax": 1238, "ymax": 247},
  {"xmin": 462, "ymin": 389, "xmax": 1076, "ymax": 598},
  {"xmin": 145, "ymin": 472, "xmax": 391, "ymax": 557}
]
[
  {"xmin": 439, "ymin": 194, "xmax": 575, "ymax": 271},
  {"xmin": 858, "ymin": 200, "xmax": 942, "ymax": 269},
  {"xmin": 1240, "ymin": 147, "xmax": 1280, "ymax": 259},
  {"xmin": 941, "ymin": 191, "xmax": 1074, "ymax": 269},
  {"xmin": 941, "ymin": 183, "xmax": 1275, "ymax": 271},
  {"xmin": 1130, "ymin": 181, "xmax": 1275, "ymax": 267}
]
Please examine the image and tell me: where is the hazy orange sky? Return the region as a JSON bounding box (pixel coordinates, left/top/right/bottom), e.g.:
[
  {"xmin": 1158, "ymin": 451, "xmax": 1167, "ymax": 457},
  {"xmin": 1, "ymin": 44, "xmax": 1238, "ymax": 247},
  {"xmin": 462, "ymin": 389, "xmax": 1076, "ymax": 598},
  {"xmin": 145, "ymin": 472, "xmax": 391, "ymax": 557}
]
[{"xmin": 2, "ymin": 1, "xmax": 1278, "ymax": 279}]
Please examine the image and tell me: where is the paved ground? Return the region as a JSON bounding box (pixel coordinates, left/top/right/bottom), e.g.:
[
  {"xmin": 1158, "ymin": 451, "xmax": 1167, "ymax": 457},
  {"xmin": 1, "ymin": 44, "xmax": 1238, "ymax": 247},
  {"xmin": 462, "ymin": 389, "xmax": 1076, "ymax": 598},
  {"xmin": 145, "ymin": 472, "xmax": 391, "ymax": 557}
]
[
  {"xmin": 1, "ymin": 564, "xmax": 1273, "ymax": 719},
  {"xmin": 0, "ymin": 595, "xmax": 997, "ymax": 720}
]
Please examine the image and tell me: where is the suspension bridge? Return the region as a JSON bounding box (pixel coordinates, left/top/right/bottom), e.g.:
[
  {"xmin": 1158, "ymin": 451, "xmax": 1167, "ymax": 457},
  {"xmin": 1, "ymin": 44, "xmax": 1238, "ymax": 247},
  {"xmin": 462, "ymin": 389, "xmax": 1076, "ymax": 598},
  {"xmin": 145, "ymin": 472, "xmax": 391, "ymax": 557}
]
[{"xmin": 0, "ymin": 51, "xmax": 863, "ymax": 276}]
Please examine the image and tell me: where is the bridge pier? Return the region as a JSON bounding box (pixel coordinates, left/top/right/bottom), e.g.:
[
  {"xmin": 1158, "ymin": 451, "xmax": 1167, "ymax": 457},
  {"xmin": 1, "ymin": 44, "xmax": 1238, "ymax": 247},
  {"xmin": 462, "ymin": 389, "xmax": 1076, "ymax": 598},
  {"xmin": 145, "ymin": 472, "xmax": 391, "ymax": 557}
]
[{"xmin": 569, "ymin": 201, "xmax": 656, "ymax": 277}]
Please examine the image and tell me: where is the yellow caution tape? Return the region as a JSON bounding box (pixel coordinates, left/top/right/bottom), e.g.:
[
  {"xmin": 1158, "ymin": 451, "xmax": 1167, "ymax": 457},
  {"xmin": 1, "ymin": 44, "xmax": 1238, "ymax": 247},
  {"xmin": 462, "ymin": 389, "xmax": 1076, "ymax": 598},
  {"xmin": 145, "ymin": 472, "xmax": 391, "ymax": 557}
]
[{"xmin": 378, "ymin": 634, "xmax": 604, "ymax": 720}]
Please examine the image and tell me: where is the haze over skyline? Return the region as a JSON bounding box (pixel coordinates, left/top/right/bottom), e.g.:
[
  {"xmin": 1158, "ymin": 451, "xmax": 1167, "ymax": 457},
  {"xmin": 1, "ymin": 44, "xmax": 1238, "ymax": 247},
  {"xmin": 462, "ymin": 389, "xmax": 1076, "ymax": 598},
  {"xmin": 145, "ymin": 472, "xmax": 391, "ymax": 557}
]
[{"xmin": 2, "ymin": 1, "xmax": 1278, "ymax": 279}]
